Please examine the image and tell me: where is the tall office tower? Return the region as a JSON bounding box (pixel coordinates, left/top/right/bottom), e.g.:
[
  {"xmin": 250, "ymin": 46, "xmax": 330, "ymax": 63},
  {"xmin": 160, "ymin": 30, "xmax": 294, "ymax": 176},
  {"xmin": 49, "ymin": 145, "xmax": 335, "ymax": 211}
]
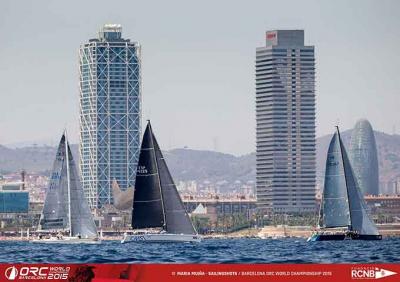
[
  {"xmin": 256, "ymin": 30, "xmax": 316, "ymax": 213},
  {"xmin": 349, "ymin": 119, "xmax": 379, "ymax": 196},
  {"xmin": 79, "ymin": 24, "xmax": 141, "ymax": 208}
]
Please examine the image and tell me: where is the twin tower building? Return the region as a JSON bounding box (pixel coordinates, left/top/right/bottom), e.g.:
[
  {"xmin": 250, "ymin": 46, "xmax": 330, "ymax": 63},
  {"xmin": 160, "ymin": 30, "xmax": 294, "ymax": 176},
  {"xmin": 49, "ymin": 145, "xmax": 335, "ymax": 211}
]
[{"xmin": 79, "ymin": 25, "xmax": 379, "ymax": 212}]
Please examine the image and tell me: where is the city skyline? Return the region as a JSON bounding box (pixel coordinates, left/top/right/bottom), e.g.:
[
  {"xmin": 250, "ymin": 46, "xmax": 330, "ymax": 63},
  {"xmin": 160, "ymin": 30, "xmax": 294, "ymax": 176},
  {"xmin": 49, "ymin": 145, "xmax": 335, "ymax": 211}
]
[{"xmin": 0, "ymin": 0, "xmax": 399, "ymax": 155}]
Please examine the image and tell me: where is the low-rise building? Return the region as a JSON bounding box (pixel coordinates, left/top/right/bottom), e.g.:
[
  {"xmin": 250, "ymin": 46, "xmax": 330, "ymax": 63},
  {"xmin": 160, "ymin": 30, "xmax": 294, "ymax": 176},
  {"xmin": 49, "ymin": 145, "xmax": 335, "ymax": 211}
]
[
  {"xmin": 0, "ymin": 182, "xmax": 29, "ymax": 213},
  {"xmin": 365, "ymin": 195, "xmax": 400, "ymax": 216}
]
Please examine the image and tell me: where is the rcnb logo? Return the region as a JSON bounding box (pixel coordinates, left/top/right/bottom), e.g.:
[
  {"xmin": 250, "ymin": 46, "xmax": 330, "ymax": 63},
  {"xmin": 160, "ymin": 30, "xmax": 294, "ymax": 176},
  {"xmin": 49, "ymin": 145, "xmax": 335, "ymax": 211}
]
[
  {"xmin": 4, "ymin": 266, "xmax": 18, "ymax": 280},
  {"xmin": 351, "ymin": 267, "xmax": 397, "ymax": 279}
]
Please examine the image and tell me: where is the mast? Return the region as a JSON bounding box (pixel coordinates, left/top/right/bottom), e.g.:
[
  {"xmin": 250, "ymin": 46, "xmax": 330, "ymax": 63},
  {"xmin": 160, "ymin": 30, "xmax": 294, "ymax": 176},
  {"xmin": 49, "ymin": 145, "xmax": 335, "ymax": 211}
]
[
  {"xmin": 148, "ymin": 121, "xmax": 167, "ymax": 229},
  {"xmin": 336, "ymin": 126, "xmax": 353, "ymax": 231},
  {"xmin": 65, "ymin": 130, "xmax": 72, "ymax": 237}
]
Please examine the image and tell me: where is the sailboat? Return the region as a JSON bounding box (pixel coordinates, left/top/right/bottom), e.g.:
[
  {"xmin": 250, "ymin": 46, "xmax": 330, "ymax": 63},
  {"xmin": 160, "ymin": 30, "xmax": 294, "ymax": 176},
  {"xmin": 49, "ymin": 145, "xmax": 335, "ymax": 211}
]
[
  {"xmin": 31, "ymin": 132, "xmax": 100, "ymax": 244},
  {"xmin": 121, "ymin": 121, "xmax": 201, "ymax": 243},
  {"xmin": 308, "ymin": 127, "xmax": 382, "ymax": 241}
]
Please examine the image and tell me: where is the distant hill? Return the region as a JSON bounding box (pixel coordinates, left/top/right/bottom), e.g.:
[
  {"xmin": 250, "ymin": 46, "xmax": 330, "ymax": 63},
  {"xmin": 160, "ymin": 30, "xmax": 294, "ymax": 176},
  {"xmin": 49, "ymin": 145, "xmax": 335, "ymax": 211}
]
[
  {"xmin": 0, "ymin": 144, "xmax": 60, "ymax": 174},
  {"xmin": 0, "ymin": 144, "xmax": 255, "ymax": 183},
  {"xmin": 165, "ymin": 149, "xmax": 255, "ymax": 182},
  {"xmin": 1, "ymin": 131, "xmax": 399, "ymax": 185}
]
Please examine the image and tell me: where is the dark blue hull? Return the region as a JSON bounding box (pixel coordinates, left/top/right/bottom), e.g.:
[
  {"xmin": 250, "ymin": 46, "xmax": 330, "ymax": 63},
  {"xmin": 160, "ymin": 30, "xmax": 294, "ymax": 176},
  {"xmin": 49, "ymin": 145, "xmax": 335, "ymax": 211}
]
[
  {"xmin": 307, "ymin": 234, "xmax": 345, "ymax": 241},
  {"xmin": 308, "ymin": 233, "xmax": 382, "ymax": 242},
  {"xmin": 349, "ymin": 234, "xmax": 382, "ymax": 240}
]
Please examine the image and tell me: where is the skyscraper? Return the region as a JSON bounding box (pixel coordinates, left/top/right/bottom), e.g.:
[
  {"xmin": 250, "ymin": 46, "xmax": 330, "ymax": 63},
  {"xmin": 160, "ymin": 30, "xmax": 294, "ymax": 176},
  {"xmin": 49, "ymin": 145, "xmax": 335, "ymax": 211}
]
[
  {"xmin": 256, "ymin": 30, "xmax": 316, "ymax": 213},
  {"xmin": 79, "ymin": 24, "xmax": 141, "ymax": 208},
  {"xmin": 349, "ymin": 119, "xmax": 379, "ymax": 196}
]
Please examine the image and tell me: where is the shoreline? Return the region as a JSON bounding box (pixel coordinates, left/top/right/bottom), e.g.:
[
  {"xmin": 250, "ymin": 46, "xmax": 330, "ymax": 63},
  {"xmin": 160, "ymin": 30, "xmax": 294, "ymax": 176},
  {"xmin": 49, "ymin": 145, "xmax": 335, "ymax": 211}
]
[{"xmin": 2, "ymin": 224, "xmax": 400, "ymax": 241}]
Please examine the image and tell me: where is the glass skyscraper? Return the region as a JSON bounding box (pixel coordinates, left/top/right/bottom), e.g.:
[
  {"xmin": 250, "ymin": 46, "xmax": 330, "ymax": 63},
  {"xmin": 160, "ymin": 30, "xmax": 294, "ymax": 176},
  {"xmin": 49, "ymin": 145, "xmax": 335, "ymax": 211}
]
[
  {"xmin": 256, "ymin": 30, "xmax": 316, "ymax": 213},
  {"xmin": 79, "ymin": 24, "xmax": 141, "ymax": 208},
  {"xmin": 349, "ymin": 119, "xmax": 379, "ymax": 196}
]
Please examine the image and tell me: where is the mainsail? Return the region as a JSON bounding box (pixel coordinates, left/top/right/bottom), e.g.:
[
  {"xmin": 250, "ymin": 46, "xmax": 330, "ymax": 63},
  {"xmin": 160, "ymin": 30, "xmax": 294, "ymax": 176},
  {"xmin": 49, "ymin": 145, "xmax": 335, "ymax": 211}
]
[
  {"xmin": 131, "ymin": 123, "xmax": 165, "ymax": 229},
  {"xmin": 131, "ymin": 121, "xmax": 197, "ymax": 235},
  {"xmin": 320, "ymin": 129, "xmax": 350, "ymax": 228},
  {"xmin": 39, "ymin": 133, "xmax": 97, "ymax": 238},
  {"xmin": 39, "ymin": 135, "xmax": 69, "ymax": 230}
]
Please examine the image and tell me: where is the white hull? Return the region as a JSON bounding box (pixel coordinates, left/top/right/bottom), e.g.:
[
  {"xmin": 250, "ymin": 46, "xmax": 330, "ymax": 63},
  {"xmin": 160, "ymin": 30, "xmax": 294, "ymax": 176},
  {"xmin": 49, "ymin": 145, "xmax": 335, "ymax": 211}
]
[
  {"xmin": 121, "ymin": 233, "xmax": 201, "ymax": 243},
  {"xmin": 30, "ymin": 237, "xmax": 101, "ymax": 244}
]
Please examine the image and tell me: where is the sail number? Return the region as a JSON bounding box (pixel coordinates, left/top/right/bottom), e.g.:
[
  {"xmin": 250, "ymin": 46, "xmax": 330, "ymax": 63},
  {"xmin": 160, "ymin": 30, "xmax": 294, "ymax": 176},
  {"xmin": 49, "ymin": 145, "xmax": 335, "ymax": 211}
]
[
  {"xmin": 137, "ymin": 166, "xmax": 148, "ymax": 174},
  {"xmin": 51, "ymin": 172, "xmax": 61, "ymax": 180},
  {"xmin": 327, "ymin": 156, "xmax": 339, "ymax": 166}
]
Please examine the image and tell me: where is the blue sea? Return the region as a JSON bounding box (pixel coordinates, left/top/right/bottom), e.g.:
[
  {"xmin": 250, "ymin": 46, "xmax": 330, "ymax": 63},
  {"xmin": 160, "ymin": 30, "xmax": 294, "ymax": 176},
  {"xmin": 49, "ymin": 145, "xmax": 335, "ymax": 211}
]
[{"xmin": 1, "ymin": 238, "xmax": 399, "ymax": 263}]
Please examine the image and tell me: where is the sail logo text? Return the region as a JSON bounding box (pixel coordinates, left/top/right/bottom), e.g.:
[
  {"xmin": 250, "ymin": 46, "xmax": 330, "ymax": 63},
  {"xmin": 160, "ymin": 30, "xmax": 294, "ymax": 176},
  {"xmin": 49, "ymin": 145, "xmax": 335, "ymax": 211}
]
[
  {"xmin": 4, "ymin": 266, "xmax": 70, "ymax": 280},
  {"xmin": 351, "ymin": 267, "xmax": 397, "ymax": 279}
]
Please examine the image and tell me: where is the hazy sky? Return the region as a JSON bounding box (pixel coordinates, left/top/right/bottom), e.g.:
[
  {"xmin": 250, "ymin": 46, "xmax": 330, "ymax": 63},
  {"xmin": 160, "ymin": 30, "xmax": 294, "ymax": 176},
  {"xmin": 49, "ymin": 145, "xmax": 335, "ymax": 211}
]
[{"xmin": 0, "ymin": 0, "xmax": 399, "ymax": 155}]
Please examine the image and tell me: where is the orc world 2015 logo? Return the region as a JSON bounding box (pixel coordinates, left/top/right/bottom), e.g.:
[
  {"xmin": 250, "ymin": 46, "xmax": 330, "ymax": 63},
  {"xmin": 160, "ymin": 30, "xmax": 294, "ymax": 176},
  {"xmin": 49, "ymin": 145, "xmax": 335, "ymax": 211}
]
[
  {"xmin": 351, "ymin": 266, "xmax": 397, "ymax": 279},
  {"xmin": 4, "ymin": 266, "xmax": 70, "ymax": 280}
]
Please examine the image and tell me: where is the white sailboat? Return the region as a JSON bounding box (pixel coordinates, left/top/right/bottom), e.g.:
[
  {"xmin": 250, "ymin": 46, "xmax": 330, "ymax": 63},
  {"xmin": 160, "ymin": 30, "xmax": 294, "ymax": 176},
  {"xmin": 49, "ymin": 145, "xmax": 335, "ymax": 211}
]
[
  {"xmin": 122, "ymin": 121, "xmax": 201, "ymax": 243},
  {"xmin": 31, "ymin": 132, "xmax": 100, "ymax": 244}
]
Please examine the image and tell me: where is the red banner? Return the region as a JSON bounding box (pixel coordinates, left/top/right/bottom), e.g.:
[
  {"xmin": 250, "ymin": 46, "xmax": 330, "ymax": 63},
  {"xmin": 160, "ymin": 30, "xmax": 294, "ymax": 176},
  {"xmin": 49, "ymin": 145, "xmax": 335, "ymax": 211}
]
[{"xmin": 0, "ymin": 264, "xmax": 399, "ymax": 282}]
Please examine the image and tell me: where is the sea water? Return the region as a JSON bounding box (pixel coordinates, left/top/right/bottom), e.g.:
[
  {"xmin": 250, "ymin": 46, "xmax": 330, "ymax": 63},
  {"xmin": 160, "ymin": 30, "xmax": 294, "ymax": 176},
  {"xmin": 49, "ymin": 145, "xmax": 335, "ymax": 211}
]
[{"xmin": 1, "ymin": 238, "xmax": 399, "ymax": 263}]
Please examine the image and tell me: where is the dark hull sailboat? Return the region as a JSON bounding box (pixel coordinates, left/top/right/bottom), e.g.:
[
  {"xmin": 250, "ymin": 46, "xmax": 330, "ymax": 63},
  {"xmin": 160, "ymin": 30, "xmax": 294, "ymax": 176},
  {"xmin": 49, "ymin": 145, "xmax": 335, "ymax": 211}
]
[
  {"xmin": 308, "ymin": 127, "xmax": 381, "ymax": 242},
  {"xmin": 309, "ymin": 234, "xmax": 346, "ymax": 241},
  {"xmin": 31, "ymin": 132, "xmax": 99, "ymax": 244},
  {"xmin": 309, "ymin": 233, "xmax": 382, "ymax": 241},
  {"xmin": 122, "ymin": 121, "xmax": 201, "ymax": 243}
]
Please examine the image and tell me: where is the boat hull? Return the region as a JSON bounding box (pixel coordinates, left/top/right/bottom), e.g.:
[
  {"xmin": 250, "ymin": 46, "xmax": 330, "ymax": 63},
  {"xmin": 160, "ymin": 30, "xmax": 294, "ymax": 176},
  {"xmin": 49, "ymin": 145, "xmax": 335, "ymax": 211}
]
[
  {"xmin": 30, "ymin": 237, "xmax": 101, "ymax": 244},
  {"xmin": 307, "ymin": 234, "xmax": 346, "ymax": 242},
  {"xmin": 349, "ymin": 234, "xmax": 382, "ymax": 240},
  {"xmin": 121, "ymin": 233, "xmax": 201, "ymax": 243},
  {"xmin": 307, "ymin": 233, "xmax": 382, "ymax": 242}
]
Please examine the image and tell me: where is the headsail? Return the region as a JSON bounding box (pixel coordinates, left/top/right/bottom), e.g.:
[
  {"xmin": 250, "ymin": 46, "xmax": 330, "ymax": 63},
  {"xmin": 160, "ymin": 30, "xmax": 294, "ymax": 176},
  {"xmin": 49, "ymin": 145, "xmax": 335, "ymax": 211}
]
[
  {"xmin": 321, "ymin": 129, "xmax": 351, "ymax": 228},
  {"xmin": 153, "ymin": 134, "xmax": 197, "ymax": 235},
  {"xmin": 131, "ymin": 123, "xmax": 165, "ymax": 229},
  {"xmin": 66, "ymin": 140, "xmax": 98, "ymax": 238},
  {"xmin": 39, "ymin": 135, "xmax": 69, "ymax": 230},
  {"xmin": 339, "ymin": 136, "xmax": 379, "ymax": 235}
]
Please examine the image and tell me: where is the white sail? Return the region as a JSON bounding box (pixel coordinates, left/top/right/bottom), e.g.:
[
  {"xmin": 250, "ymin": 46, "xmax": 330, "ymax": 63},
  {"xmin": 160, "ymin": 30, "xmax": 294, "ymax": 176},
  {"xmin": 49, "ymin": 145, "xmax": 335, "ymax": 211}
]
[
  {"xmin": 39, "ymin": 133, "xmax": 98, "ymax": 238},
  {"xmin": 66, "ymin": 140, "xmax": 98, "ymax": 238},
  {"xmin": 39, "ymin": 135, "xmax": 69, "ymax": 230}
]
